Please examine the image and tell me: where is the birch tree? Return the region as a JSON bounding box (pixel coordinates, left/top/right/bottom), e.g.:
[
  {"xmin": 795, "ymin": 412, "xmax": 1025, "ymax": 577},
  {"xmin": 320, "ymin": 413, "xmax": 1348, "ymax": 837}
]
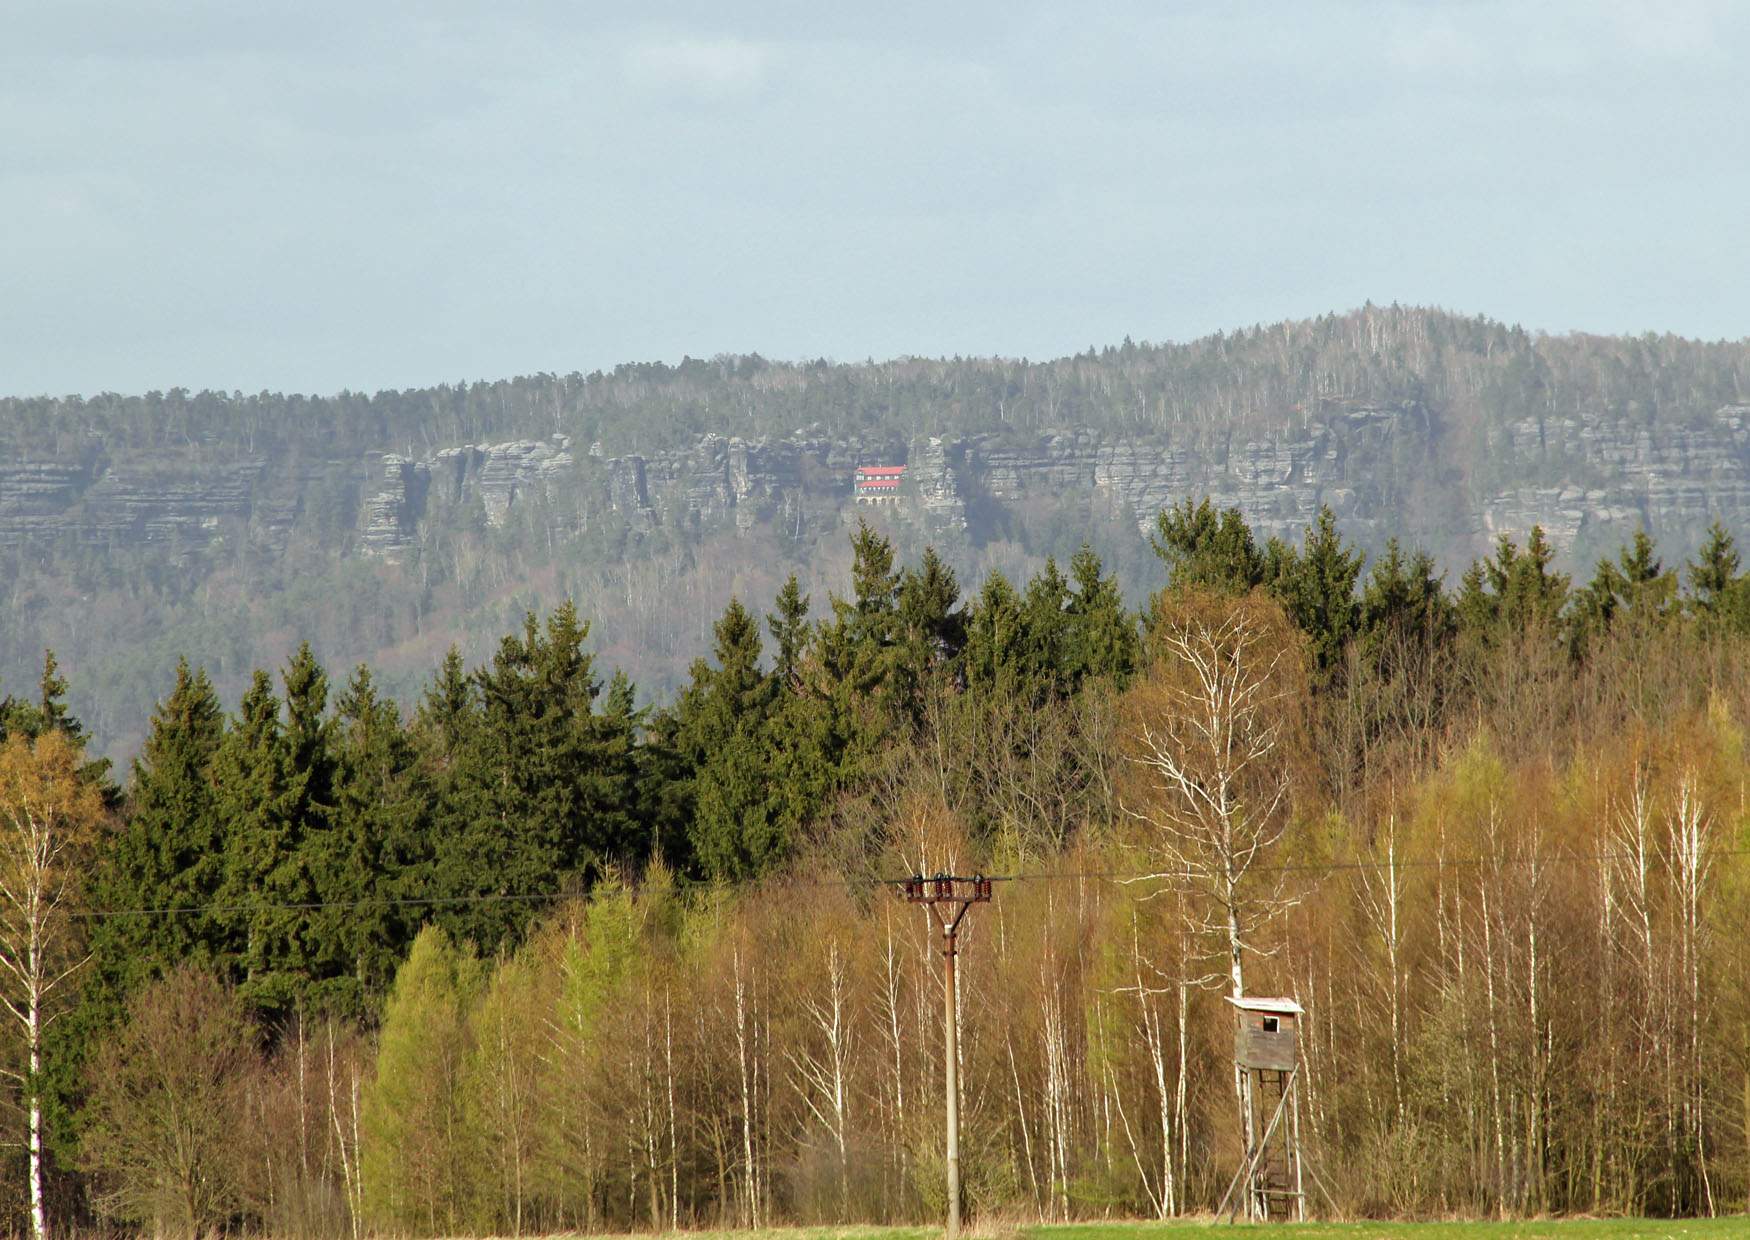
[
  {"xmin": 0, "ymin": 730, "xmax": 105, "ymax": 1240},
  {"xmin": 1124, "ymin": 589, "xmax": 1310, "ymax": 1000}
]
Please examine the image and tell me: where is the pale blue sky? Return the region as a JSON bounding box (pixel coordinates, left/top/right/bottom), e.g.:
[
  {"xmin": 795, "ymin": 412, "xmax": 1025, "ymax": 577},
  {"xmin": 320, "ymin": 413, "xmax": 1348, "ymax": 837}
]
[{"xmin": 3, "ymin": 1, "xmax": 1747, "ymax": 396}]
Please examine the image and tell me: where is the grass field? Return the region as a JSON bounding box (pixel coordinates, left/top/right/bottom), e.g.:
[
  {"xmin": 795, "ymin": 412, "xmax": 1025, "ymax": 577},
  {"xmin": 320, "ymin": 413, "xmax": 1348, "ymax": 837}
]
[
  {"xmin": 581, "ymin": 1220, "xmax": 1750, "ymax": 1240},
  {"xmin": 1032, "ymin": 1218, "xmax": 1750, "ymax": 1238}
]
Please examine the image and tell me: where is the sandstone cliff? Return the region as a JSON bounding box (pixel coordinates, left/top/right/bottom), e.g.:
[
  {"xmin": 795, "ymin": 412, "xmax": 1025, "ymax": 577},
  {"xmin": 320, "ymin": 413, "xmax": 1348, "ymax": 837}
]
[{"xmin": 8, "ymin": 401, "xmax": 1750, "ymax": 570}]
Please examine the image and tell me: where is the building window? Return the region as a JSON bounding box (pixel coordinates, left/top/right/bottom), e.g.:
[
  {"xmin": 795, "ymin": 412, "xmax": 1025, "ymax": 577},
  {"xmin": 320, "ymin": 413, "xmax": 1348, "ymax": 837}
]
[{"xmin": 1262, "ymin": 1016, "xmax": 1280, "ymax": 1033}]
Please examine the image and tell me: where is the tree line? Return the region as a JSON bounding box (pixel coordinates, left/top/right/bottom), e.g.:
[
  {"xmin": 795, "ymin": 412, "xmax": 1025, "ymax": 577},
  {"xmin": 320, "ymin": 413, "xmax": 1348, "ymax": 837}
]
[{"xmin": 4, "ymin": 501, "xmax": 1750, "ymax": 1234}]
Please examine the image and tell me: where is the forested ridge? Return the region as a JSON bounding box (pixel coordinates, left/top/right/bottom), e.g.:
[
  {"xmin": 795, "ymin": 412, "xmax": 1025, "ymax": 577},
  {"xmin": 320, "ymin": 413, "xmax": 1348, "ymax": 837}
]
[
  {"xmin": 6, "ymin": 303, "xmax": 1750, "ymax": 767},
  {"xmin": 5, "ymin": 498, "xmax": 1750, "ymax": 1236},
  {"xmin": 9, "ymin": 304, "xmax": 1748, "ymax": 453}
]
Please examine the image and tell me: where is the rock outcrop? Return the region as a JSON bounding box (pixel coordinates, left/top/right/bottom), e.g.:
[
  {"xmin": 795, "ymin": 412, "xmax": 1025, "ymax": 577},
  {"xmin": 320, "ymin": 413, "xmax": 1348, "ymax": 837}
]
[{"xmin": 10, "ymin": 403, "xmax": 1750, "ymax": 568}]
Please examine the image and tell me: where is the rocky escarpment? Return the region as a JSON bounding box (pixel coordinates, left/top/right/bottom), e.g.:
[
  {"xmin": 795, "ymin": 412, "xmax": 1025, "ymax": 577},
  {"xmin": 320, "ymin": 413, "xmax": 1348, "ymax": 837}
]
[
  {"xmin": 361, "ymin": 437, "xmax": 577, "ymax": 556},
  {"xmin": 0, "ymin": 454, "xmax": 266, "ymax": 550},
  {"xmin": 1479, "ymin": 404, "xmax": 1750, "ymax": 557},
  {"xmin": 10, "ymin": 402, "xmax": 1750, "ymax": 569}
]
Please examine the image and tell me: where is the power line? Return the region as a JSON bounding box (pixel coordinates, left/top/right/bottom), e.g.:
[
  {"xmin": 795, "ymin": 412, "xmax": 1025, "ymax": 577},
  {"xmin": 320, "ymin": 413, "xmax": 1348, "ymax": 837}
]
[{"xmin": 67, "ymin": 846, "xmax": 1750, "ymax": 921}]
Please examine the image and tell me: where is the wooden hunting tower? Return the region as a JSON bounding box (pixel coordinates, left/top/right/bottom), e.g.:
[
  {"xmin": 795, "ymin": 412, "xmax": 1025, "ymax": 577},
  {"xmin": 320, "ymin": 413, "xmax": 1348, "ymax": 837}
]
[{"xmin": 1220, "ymin": 996, "xmax": 1305, "ymax": 1223}]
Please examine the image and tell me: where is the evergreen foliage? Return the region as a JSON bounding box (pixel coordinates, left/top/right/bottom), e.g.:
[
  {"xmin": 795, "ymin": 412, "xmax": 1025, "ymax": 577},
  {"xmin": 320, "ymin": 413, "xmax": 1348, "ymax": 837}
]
[{"xmin": 28, "ymin": 499, "xmax": 1750, "ymax": 1235}]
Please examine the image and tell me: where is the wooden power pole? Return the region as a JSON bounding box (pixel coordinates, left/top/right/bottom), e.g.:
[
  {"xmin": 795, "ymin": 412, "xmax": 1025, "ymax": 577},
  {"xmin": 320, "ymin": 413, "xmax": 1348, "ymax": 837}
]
[{"xmin": 900, "ymin": 873, "xmax": 993, "ymax": 1239}]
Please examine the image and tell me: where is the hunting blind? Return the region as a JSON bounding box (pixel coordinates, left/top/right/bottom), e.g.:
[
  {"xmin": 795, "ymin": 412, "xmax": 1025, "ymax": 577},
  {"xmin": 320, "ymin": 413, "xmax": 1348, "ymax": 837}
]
[{"xmin": 1220, "ymin": 996, "xmax": 1306, "ymax": 1223}]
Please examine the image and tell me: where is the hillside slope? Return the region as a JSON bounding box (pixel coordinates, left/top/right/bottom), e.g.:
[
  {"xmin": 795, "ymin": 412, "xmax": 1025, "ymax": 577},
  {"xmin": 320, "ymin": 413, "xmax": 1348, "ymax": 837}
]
[{"xmin": 3, "ymin": 305, "xmax": 1747, "ymax": 759}]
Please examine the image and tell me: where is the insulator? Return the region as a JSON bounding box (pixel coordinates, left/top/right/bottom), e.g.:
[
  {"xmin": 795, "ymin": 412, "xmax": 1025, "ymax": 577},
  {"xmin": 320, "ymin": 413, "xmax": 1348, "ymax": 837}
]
[{"xmin": 935, "ymin": 873, "xmax": 953, "ymax": 900}]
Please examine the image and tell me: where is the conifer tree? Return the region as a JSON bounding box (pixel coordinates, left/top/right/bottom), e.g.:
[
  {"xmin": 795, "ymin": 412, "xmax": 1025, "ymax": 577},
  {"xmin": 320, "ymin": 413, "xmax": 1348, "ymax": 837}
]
[
  {"xmin": 1019, "ymin": 557, "xmax": 1073, "ymax": 700},
  {"xmin": 1151, "ymin": 497, "xmax": 1265, "ymax": 594},
  {"xmin": 962, "ymin": 571, "xmax": 1026, "ymax": 697},
  {"xmin": 433, "ymin": 603, "xmax": 634, "ymax": 952},
  {"xmin": 767, "ymin": 575, "xmax": 812, "ymax": 691},
  {"xmin": 1574, "ymin": 529, "xmax": 1677, "ymax": 646},
  {"xmin": 892, "ymin": 547, "xmax": 963, "ymax": 723},
  {"xmin": 1687, "ymin": 520, "xmax": 1749, "ymax": 633},
  {"xmin": 324, "ymin": 665, "xmax": 430, "ymax": 1009},
  {"xmin": 86, "ymin": 660, "xmax": 227, "ymax": 1008},
  {"xmin": 1273, "ymin": 506, "xmax": 1362, "ymax": 682},
  {"xmin": 1065, "ymin": 543, "xmax": 1138, "ymax": 687},
  {"xmin": 1359, "ymin": 539, "xmax": 1453, "ymax": 655},
  {"xmin": 414, "ymin": 646, "xmax": 476, "ymax": 768},
  {"xmin": 211, "ymin": 669, "xmax": 314, "ymax": 1018},
  {"xmin": 1458, "ymin": 528, "xmax": 1570, "ymax": 645},
  {"xmin": 814, "ymin": 522, "xmax": 903, "ymax": 781},
  {"xmin": 678, "ymin": 600, "xmax": 786, "ymax": 880}
]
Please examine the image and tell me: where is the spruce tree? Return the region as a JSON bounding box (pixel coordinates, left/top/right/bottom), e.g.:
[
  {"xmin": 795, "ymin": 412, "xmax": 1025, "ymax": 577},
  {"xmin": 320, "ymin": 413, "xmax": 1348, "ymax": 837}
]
[
  {"xmin": 324, "ymin": 665, "xmax": 430, "ymax": 1010},
  {"xmin": 1019, "ymin": 557, "xmax": 1072, "ymax": 701},
  {"xmin": 1065, "ymin": 543, "xmax": 1138, "ymax": 687},
  {"xmin": 1360, "ymin": 539, "xmax": 1453, "ymax": 655},
  {"xmin": 1273, "ymin": 507, "xmax": 1362, "ymax": 681},
  {"xmin": 87, "ymin": 659, "xmax": 227, "ymax": 1005},
  {"xmin": 1687, "ymin": 521, "xmax": 1749, "ymax": 633},
  {"xmin": 678, "ymin": 600, "xmax": 786, "ymax": 880},
  {"xmin": 433, "ymin": 603, "xmax": 632, "ymax": 953},
  {"xmin": 767, "ymin": 575, "xmax": 812, "ymax": 690},
  {"xmin": 962, "ymin": 571, "xmax": 1025, "ymax": 698},
  {"xmin": 211, "ymin": 670, "xmax": 313, "ymax": 1019},
  {"xmin": 1151, "ymin": 497, "xmax": 1265, "ymax": 594},
  {"xmin": 893, "ymin": 547, "xmax": 963, "ymax": 723}
]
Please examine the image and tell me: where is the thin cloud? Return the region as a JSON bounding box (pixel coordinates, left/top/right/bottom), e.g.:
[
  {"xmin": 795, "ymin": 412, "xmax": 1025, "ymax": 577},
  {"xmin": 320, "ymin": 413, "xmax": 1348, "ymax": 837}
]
[{"xmin": 622, "ymin": 37, "xmax": 776, "ymax": 97}]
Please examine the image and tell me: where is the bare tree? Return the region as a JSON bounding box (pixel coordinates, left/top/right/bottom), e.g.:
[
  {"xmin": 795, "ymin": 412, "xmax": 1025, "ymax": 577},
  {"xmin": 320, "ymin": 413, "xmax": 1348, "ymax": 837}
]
[
  {"xmin": 80, "ymin": 967, "xmax": 258, "ymax": 1239},
  {"xmin": 1123, "ymin": 590, "xmax": 1310, "ymax": 1000},
  {"xmin": 0, "ymin": 731, "xmax": 105, "ymax": 1240}
]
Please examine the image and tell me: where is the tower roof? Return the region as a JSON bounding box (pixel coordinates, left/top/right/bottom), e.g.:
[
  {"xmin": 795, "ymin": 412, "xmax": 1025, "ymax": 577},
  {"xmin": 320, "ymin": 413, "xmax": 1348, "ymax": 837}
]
[{"xmin": 1225, "ymin": 995, "xmax": 1304, "ymax": 1015}]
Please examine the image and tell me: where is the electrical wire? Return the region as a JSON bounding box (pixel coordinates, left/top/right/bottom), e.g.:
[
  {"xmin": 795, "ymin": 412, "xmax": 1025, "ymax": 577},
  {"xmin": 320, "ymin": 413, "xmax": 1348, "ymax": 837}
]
[{"xmin": 66, "ymin": 846, "xmax": 1750, "ymax": 920}]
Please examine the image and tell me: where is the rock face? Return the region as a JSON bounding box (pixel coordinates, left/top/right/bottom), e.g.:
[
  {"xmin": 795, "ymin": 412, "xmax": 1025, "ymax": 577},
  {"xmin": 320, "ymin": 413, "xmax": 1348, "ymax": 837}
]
[
  {"xmin": 1478, "ymin": 405, "xmax": 1750, "ymax": 556},
  {"xmin": 9, "ymin": 403, "xmax": 1750, "ymax": 568},
  {"xmin": 0, "ymin": 455, "xmax": 264, "ymax": 548}
]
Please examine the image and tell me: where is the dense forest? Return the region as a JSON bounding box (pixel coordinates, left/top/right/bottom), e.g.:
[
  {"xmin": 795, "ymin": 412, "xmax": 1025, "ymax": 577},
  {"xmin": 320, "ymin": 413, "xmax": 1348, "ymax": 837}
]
[
  {"xmin": 4, "ymin": 497, "xmax": 1750, "ymax": 1236},
  {"xmin": 5, "ymin": 304, "xmax": 1750, "ymax": 766},
  {"xmin": 9, "ymin": 304, "xmax": 1749, "ymax": 454}
]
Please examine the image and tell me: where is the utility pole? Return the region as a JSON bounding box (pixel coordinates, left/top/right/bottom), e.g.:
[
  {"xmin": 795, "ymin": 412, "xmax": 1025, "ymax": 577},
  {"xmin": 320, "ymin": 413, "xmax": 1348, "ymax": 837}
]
[{"xmin": 900, "ymin": 873, "xmax": 993, "ymax": 1239}]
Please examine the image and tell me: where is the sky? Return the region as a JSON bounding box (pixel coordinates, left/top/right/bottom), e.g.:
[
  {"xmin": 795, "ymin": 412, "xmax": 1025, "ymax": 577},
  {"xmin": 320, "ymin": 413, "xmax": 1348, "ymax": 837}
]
[{"xmin": 3, "ymin": 0, "xmax": 1748, "ymax": 397}]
